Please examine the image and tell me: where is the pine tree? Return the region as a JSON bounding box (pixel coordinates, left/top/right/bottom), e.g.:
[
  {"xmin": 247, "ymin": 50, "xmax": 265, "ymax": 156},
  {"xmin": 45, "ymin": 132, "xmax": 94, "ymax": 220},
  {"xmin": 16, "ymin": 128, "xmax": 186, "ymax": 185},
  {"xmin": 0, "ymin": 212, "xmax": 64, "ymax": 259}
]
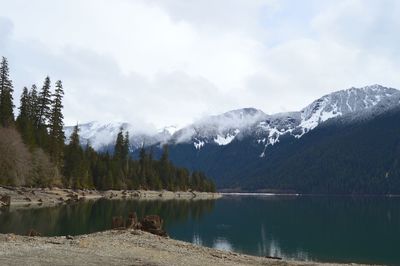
[
  {"xmin": 114, "ymin": 128, "xmax": 124, "ymax": 161},
  {"xmin": 64, "ymin": 125, "xmax": 87, "ymax": 188},
  {"xmin": 35, "ymin": 77, "xmax": 52, "ymax": 150},
  {"xmin": 122, "ymin": 131, "xmax": 130, "ymax": 175},
  {"xmin": 17, "ymin": 87, "xmax": 29, "ymax": 122},
  {"xmin": 160, "ymin": 144, "xmax": 171, "ymax": 188},
  {"xmin": 37, "ymin": 76, "xmax": 52, "ymax": 128},
  {"xmin": 49, "ymin": 80, "xmax": 65, "ymax": 167},
  {"xmin": 123, "ymin": 131, "xmax": 130, "ymax": 160},
  {"xmin": 0, "ymin": 57, "xmax": 15, "ymax": 127},
  {"xmin": 28, "ymin": 84, "xmax": 40, "ymax": 125},
  {"xmin": 139, "ymin": 145, "xmax": 147, "ymax": 188},
  {"xmin": 16, "ymin": 87, "xmax": 35, "ymax": 146}
]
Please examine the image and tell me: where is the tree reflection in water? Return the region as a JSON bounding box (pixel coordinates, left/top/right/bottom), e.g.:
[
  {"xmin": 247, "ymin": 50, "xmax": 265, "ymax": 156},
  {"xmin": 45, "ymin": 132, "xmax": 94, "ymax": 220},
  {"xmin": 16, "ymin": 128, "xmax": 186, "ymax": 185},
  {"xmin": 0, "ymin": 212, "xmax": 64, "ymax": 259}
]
[{"xmin": 0, "ymin": 199, "xmax": 216, "ymax": 236}]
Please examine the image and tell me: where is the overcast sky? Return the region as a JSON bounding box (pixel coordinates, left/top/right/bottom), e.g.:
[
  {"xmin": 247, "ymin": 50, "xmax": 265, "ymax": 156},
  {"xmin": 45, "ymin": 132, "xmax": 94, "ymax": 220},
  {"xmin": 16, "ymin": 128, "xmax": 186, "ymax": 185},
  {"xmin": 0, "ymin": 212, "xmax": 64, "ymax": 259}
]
[{"xmin": 1, "ymin": 0, "xmax": 399, "ymax": 131}]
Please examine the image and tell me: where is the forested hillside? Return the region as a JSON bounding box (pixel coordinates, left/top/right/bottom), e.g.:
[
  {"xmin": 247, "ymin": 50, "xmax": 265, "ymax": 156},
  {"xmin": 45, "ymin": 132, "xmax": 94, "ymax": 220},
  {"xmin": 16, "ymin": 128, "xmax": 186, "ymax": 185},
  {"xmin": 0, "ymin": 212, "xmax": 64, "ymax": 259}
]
[
  {"xmin": 166, "ymin": 105, "xmax": 400, "ymax": 194},
  {"xmin": 0, "ymin": 57, "xmax": 215, "ymax": 192}
]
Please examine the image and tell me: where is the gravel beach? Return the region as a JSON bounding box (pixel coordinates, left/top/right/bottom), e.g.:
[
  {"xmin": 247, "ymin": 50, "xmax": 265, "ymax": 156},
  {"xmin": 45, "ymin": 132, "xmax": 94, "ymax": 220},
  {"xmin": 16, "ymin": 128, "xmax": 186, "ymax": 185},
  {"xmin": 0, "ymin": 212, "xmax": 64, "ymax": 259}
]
[{"xmin": 0, "ymin": 229, "xmax": 374, "ymax": 266}]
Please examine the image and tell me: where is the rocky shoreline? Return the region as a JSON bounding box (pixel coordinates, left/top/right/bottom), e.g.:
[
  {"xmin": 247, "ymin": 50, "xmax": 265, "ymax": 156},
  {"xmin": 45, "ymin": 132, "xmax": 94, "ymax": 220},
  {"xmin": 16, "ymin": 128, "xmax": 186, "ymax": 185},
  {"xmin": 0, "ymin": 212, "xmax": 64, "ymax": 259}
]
[
  {"xmin": 0, "ymin": 186, "xmax": 222, "ymax": 210},
  {"xmin": 0, "ymin": 229, "xmax": 374, "ymax": 266}
]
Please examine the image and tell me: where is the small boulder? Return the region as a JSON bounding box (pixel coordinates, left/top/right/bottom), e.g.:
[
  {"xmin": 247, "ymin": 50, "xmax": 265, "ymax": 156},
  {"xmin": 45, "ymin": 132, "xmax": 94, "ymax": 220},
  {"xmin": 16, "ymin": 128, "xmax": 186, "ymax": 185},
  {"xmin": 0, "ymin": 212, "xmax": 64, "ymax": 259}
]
[
  {"xmin": 140, "ymin": 215, "xmax": 167, "ymax": 237},
  {"xmin": 0, "ymin": 195, "xmax": 11, "ymax": 206},
  {"xmin": 141, "ymin": 215, "xmax": 162, "ymax": 229}
]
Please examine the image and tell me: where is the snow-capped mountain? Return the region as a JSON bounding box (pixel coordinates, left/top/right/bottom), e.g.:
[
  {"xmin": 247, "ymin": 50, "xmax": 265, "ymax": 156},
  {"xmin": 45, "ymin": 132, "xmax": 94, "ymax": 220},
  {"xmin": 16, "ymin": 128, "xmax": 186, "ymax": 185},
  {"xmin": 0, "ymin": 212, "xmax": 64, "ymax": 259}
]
[
  {"xmin": 64, "ymin": 121, "xmax": 172, "ymax": 150},
  {"xmin": 65, "ymin": 85, "xmax": 400, "ymax": 156},
  {"xmin": 170, "ymin": 84, "xmax": 399, "ymax": 157},
  {"xmin": 170, "ymin": 108, "xmax": 267, "ymax": 149},
  {"xmin": 164, "ymin": 85, "xmax": 400, "ymax": 191},
  {"xmin": 298, "ymin": 84, "xmax": 399, "ymax": 134}
]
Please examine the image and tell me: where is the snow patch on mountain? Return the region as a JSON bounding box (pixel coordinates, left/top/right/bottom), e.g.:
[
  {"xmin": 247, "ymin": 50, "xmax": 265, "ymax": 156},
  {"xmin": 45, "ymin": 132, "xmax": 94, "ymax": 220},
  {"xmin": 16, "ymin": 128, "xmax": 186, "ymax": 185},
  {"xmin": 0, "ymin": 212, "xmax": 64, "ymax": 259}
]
[
  {"xmin": 214, "ymin": 129, "xmax": 240, "ymax": 146},
  {"xmin": 194, "ymin": 139, "xmax": 205, "ymax": 150}
]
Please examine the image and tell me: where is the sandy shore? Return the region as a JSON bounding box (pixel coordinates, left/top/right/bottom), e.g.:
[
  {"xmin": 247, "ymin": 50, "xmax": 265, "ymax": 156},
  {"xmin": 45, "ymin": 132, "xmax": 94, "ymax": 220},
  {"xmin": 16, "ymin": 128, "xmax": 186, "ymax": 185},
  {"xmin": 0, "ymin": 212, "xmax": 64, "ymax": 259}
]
[
  {"xmin": 0, "ymin": 186, "xmax": 221, "ymax": 210},
  {"xmin": 0, "ymin": 229, "xmax": 374, "ymax": 266}
]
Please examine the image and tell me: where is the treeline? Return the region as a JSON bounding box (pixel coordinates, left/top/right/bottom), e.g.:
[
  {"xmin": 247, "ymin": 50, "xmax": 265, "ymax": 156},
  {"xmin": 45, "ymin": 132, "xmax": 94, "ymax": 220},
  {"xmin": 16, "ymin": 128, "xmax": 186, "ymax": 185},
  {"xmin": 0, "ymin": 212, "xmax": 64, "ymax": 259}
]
[{"xmin": 0, "ymin": 56, "xmax": 216, "ymax": 192}]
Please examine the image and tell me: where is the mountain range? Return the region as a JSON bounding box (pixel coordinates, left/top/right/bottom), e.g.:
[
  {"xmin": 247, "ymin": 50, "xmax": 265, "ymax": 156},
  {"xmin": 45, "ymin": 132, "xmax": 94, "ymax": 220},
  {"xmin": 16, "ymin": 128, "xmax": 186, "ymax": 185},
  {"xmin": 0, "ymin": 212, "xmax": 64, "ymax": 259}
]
[{"xmin": 65, "ymin": 84, "xmax": 400, "ymax": 194}]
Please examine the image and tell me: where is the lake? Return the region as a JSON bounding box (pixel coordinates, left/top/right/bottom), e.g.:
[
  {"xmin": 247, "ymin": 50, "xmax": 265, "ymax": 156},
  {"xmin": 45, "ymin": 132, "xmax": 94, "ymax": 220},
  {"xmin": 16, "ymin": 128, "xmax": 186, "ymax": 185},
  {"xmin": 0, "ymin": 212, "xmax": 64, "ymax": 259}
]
[{"xmin": 0, "ymin": 195, "xmax": 399, "ymax": 265}]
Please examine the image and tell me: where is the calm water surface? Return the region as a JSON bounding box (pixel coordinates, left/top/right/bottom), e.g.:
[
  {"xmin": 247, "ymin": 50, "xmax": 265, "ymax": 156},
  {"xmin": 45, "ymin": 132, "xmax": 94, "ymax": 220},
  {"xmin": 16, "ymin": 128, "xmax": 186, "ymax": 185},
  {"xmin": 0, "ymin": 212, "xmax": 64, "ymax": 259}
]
[{"xmin": 0, "ymin": 195, "xmax": 399, "ymax": 265}]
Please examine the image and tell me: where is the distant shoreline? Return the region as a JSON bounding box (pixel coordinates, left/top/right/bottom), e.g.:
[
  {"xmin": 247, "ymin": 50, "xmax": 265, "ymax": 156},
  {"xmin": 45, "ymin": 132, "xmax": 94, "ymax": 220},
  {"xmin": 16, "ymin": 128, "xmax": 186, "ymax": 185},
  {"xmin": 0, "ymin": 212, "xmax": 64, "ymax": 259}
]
[
  {"xmin": 219, "ymin": 192, "xmax": 400, "ymax": 197},
  {"xmin": 0, "ymin": 186, "xmax": 222, "ymax": 210},
  {"xmin": 221, "ymin": 192, "xmax": 300, "ymax": 196}
]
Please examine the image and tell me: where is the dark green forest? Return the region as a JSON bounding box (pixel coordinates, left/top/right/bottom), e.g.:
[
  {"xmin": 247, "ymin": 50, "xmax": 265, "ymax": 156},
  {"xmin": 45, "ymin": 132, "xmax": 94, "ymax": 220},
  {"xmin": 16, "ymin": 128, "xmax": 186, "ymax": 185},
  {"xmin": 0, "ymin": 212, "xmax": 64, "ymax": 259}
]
[
  {"xmin": 0, "ymin": 56, "xmax": 215, "ymax": 192},
  {"xmin": 167, "ymin": 107, "xmax": 400, "ymax": 194}
]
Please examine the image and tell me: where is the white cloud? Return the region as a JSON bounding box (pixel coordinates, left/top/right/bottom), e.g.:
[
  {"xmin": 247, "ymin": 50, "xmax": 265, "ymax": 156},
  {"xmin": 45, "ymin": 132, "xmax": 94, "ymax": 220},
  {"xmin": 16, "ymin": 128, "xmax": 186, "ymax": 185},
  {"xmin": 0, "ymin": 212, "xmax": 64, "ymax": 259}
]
[{"xmin": 0, "ymin": 0, "xmax": 399, "ymax": 129}]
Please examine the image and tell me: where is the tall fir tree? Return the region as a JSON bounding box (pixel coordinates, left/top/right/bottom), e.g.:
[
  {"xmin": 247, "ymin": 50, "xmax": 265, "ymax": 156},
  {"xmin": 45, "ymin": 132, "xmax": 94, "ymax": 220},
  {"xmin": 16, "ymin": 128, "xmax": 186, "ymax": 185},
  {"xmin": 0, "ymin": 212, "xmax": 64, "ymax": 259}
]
[
  {"xmin": 0, "ymin": 57, "xmax": 15, "ymax": 127},
  {"xmin": 160, "ymin": 144, "xmax": 171, "ymax": 188},
  {"xmin": 114, "ymin": 128, "xmax": 125, "ymax": 162},
  {"xmin": 28, "ymin": 84, "xmax": 40, "ymax": 125},
  {"xmin": 35, "ymin": 77, "xmax": 52, "ymax": 150},
  {"xmin": 49, "ymin": 80, "xmax": 65, "ymax": 167},
  {"xmin": 64, "ymin": 124, "xmax": 88, "ymax": 188},
  {"xmin": 37, "ymin": 76, "xmax": 52, "ymax": 128},
  {"xmin": 122, "ymin": 131, "xmax": 130, "ymax": 175},
  {"xmin": 123, "ymin": 131, "xmax": 130, "ymax": 160},
  {"xmin": 139, "ymin": 145, "xmax": 147, "ymax": 188},
  {"xmin": 16, "ymin": 87, "xmax": 35, "ymax": 147}
]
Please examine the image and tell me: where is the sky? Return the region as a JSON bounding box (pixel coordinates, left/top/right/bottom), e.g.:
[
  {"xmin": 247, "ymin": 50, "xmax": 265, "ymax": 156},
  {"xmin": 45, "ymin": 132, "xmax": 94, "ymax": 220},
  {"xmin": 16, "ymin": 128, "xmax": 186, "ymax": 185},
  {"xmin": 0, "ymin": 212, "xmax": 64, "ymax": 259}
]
[{"xmin": 0, "ymin": 0, "xmax": 400, "ymax": 131}]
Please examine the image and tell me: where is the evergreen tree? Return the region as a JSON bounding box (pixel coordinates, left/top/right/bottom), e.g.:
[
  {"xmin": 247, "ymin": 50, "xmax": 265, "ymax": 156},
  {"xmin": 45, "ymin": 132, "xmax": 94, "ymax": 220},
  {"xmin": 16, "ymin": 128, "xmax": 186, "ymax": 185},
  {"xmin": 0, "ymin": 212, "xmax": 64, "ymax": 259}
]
[
  {"xmin": 28, "ymin": 84, "xmax": 40, "ymax": 125},
  {"xmin": 37, "ymin": 76, "xmax": 52, "ymax": 128},
  {"xmin": 139, "ymin": 145, "xmax": 147, "ymax": 188},
  {"xmin": 49, "ymin": 80, "xmax": 65, "ymax": 167},
  {"xmin": 160, "ymin": 144, "xmax": 172, "ymax": 188},
  {"xmin": 16, "ymin": 87, "xmax": 35, "ymax": 146},
  {"xmin": 0, "ymin": 57, "xmax": 15, "ymax": 127},
  {"xmin": 35, "ymin": 77, "xmax": 52, "ymax": 150},
  {"xmin": 64, "ymin": 125, "xmax": 88, "ymax": 188},
  {"xmin": 123, "ymin": 131, "xmax": 130, "ymax": 160},
  {"xmin": 114, "ymin": 128, "xmax": 124, "ymax": 161},
  {"xmin": 122, "ymin": 131, "xmax": 130, "ymax": 175},
  {"xmin": 18, "ymin": 87, "xmax": 29, "ymax": 120}
]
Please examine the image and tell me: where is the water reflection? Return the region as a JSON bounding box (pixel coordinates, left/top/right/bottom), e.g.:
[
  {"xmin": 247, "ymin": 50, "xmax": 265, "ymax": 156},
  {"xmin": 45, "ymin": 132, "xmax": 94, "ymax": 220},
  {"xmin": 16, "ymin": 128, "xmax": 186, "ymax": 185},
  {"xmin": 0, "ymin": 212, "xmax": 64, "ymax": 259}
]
[
  {"xmin": 213, "ymin": 237, "xmax": 233, "ymax": 252},
  {"xmin": 1, "ymin": 195, "xmax": 400, "ymax": 265},
  {"xmin": 0, "ymin": 199, "xmax": 216, "ymax": 236},
  {"xmin": 167, "ymin": 195, "xmax": 400, "ymax": 265}
]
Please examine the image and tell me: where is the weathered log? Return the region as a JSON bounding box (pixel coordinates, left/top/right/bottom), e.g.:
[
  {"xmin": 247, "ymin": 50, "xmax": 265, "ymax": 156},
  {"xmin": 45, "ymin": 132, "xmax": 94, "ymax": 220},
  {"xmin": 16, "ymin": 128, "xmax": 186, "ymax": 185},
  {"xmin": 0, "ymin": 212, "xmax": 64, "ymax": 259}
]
[{"xmin": 126, "ymin": 212, "xmax": 139, "ymax": 229}]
